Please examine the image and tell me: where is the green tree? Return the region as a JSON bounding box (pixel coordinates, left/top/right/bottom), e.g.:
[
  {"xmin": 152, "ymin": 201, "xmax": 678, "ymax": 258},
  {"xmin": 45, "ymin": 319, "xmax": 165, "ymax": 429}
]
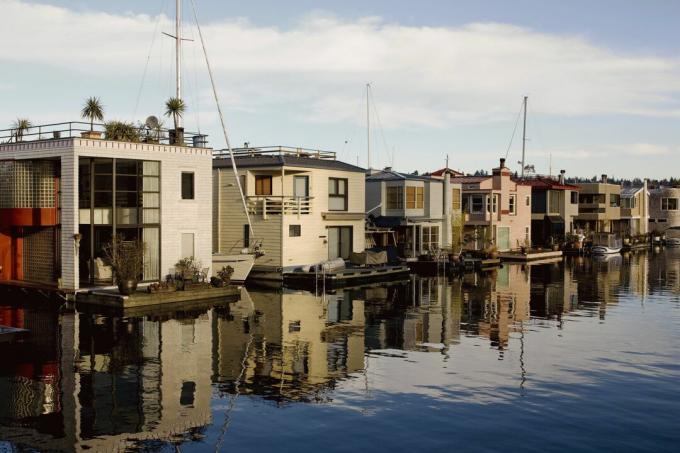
[
  {"xmin": 81, "ymin": 97, "xmax": 104, "ymax": 131},
  {"xmin": 12, "ymin": 118, "xmax": 32, "ymax": 142},
  {"xmin": 164, "ymin": 97, "xmax": 186, "ymax": 131}
]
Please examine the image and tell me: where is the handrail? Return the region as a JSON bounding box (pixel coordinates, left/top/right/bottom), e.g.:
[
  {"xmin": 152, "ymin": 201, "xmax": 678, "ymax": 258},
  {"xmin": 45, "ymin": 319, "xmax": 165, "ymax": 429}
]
[
  {"xmin": 246, "ymin": 195, "xmax": 313, "ymax": 218},
  {"xmin": 0, "ymin": 120, "xmax": 208, "ymax": 148},
  {"xmin": 213, "ymin": 145, "xmax": 336, "ymax": 160}
]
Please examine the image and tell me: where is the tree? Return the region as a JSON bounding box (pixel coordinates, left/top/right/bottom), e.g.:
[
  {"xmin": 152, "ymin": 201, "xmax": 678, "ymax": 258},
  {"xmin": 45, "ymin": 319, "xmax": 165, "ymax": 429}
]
[
  {"xmin": 81, "ymin": 97, "xmax": 104, "ymax": 131},
  {"xmin": 164, "ymin": 97, "xmax": 186, "ymax": 131},
  {"xmin": 12, "ymin": 118, "xmax": 32, "ymax": 142},
  {"xmin": 104, "ymin": 121, "xmax": 140, "ymax": 142}
]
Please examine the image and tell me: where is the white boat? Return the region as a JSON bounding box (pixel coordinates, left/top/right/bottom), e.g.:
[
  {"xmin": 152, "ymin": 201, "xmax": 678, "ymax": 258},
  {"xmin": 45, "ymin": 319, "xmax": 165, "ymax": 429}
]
[
  {"xmin": 212, "ymin": 253, "xmax": 255, "ymax": 283},
  {"xmin": 591, "ymin": 233, "xmax": 622, "ymax": 255},
  {"xmin": 665, "ymin": 226, "xmax": 680, "ymax": 247}
]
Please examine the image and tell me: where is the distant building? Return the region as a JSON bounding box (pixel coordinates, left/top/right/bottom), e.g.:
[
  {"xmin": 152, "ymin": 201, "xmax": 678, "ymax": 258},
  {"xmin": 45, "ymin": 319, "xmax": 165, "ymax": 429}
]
[
  {"xmin": 212, "ymin": 146, "xmax": 366, "ymax": 274},
  {"xmin": 452, "ymin": 158, "xmax": 532, "ymax": 251},
  {"xmin": 0, "ymin": 123, "xmax": 212, "ymax": 290},
  {"xmin": 649, "ymin": 186, "xmax": 680, "ymax": 232},
  {"xmin": 620, "ymin": 183, "xmax": 650, "ymax": 236},
  {"xmin": 521, "ymin": 170, "xmax": 580, "ymax": 246},
  {"xmin": 574, "ymin": 175, "xmax": 622, "ymax": 233},
  {"xmin": 365, "ymin": 168, "xmax": 463, "ymax": 257}
]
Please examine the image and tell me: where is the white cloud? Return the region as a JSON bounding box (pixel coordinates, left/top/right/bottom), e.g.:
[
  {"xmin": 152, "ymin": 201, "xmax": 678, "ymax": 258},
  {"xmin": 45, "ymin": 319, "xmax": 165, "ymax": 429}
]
[{"xmin": 2, "ymin": 0, "xmax": 680, "ymax": 130}]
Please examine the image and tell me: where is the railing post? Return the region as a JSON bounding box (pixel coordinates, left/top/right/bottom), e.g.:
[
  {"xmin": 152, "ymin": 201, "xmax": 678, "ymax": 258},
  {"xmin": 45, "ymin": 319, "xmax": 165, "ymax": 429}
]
[
  {"xmin": 263, "ymin": 198, "xmax": 267, "ymax": 220},
  {"xmin": 297, "ymin": 197, "xmax": 301, "ymax": 219}
]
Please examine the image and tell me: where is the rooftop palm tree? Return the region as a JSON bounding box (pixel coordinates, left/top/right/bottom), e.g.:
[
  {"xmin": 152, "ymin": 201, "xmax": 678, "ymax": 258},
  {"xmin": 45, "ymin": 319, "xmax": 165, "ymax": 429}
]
[
  {"xmin": 81, "ymin": 97, "xmax": 104, "ymax": 132},
  {"xmin": 164, "ymin": 97, "xmax": 186, "ymax": 131},
  {"xmin": 12, "ymin": 118, "xmax": 32, "ymax": 142}
]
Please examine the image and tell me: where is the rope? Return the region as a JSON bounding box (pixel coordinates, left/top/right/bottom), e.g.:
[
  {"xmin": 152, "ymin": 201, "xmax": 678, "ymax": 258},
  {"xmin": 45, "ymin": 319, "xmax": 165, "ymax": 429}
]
[
  {"xmin": 368, "ymin": 84, "xmax": 393, "ymax": 168},
  {"xmin": 504, "ymin": 97, "xmax": 525, "ymax": 160},
  {"xmin": 190, "ymin": 0, "xmax": 255, "ymax": 242},
  {"xmin": 132, "ymin": 0, "xmax": 167, "ymax": 121}
]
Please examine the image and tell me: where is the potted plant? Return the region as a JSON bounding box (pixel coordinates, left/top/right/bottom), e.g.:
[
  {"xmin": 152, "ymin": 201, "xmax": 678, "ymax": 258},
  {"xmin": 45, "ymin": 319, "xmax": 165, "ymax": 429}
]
[
  {"xmin": 104, "ymin": 121, "xmax": 141, "ymax": 142},
  {"xmin": 165, "ymin": 97, "xmax": 186, "ymax": 145},
  {"xmin": 11, "ymin": 118, "xmax": 32, "ymax": 142},
  {"xmin": 80, "ymin": 97, "xmax": 104, "ymax": 139},
  {"xmin": 174, "ymin": 256, "xmax": 201, "ymax": 290},
  {"xmin": 103, "ymin": 235, "xmax": 145, "ymax": 296}
]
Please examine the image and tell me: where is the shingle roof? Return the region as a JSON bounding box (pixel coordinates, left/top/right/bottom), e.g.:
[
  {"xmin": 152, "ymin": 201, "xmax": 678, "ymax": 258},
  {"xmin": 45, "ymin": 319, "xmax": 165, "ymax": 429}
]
[
  {"xmin": 366, "ymin": 170, "xmax": 435, "ymax": 182},
  {"xmin": 621, "ymin": 186, "xmax": 643, "ymax": 197},
  {"xmin": 451, "ymin": 175, "xmax": 490, "ymax": 184},
  {"xmin": 213, "ymin": 155, "xmax": 365, "ymax": 173},
  {"xmin": 519, "ymin": 177, "xmax": 580, "ymax": 191}
]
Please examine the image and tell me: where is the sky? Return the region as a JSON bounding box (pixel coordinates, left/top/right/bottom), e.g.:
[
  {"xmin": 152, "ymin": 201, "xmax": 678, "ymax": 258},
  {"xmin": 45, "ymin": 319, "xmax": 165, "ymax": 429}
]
[{"xmin": 2, "ymin": 0, "xmax": 679, "ymax": 178}]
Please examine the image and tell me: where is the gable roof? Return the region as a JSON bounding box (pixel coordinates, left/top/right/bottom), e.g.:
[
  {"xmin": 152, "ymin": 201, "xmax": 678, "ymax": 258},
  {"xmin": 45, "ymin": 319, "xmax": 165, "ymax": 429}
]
[
  {"xmin": 366, "ymin": 170, "xmax": 435, "ymax": 182},
  {"xmin": 518, "ymin": 177, "xmax": 580, "ymax": 191},
  {"xmin": 430, "ymin": 167, "xmax": 465, "ymax": 177}
]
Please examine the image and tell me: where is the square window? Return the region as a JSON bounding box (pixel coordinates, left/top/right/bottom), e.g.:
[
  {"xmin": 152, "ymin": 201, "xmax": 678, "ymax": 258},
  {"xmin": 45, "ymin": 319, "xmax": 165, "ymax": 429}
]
[
  {"xmin": 289, "ymin": 225, "xmax": 301, "ymax": 237},
  {"xmin": 181, "ymin": 172, "xmax": 195, "ymax": 200}
]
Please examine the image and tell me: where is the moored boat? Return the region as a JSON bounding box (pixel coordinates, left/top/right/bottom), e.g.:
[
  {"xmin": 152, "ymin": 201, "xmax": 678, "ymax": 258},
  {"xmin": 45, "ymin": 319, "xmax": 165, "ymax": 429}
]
[{"xmin": 591, "ymin": 233, "xmax": 622, "ymax": 255}]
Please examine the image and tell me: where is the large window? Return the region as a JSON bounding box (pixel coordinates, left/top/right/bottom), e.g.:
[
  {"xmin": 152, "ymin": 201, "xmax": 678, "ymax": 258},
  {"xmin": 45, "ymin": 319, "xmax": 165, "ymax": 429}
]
[
  {"xmin": 406, "ymin": 186, "xmax": 424, "ymax": 209},
  {"xmin": 509, "ymin": 194, "xmax": 517, "ymax": 215},
  {"xmin": 662, "ymin": 198, "xmax": 678, "ymax": 211},
  {"xmin": 255, "ymin": 175, "xmax": 272, "ymax": 195},
  {"xmin": 570, "ymin": 191, "xmax": 578, "ymax": 204},
  {"xmin": 294, "ymin": 176, "xmax": 309, "ymax": 198},
  {"xmin": 422, "ymin": 225, "xmax": 439, "ymax": 251},
  {"xmin": 487, "ymin": 194, "xmax": 498, "ymax": 213},
  {"xmin": 609, "ymin": 194, "xmax": 621, "ymax": 207},
  {"xmin": 328, "ymin": 226, "xmax": 352, "ymax": 259},
  {"xmin": 622, "ymin": 197, "xmax": 635, "ymax": 209},
  {"xmin": 452, "ymin": 188, "xmax": 461, "ymax": 210},
  {"xmin": 181, "ymin": 172, "xmax": 195, "ymax": 200},
  {"xmin": 471, "ymin": 195, "xmax": 484, "ymax": 214},
  {"xmin": 387, "ymin": 186, "xmax": 403, "ymax": 209},
  {"xmin": 328, "ymin": 178, "xmax": 348, "ymax": 211},
  {"xmin": 548, "ymin": 190, "xmax": 560, "ymax": 214}
]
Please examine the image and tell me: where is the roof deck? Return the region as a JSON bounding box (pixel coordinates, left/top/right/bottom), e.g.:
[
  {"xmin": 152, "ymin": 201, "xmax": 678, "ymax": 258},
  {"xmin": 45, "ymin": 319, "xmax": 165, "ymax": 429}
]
[
  {"xmin": 213, "ymin": 145, "xmax": 336, "ymax": 160},
  {"xmin": 0, "ymin": 121, "xmax": 208, "ymax": 149}
]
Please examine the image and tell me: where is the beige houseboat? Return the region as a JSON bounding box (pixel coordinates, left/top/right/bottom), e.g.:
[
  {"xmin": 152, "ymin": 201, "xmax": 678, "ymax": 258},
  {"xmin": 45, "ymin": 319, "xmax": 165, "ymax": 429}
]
[
  {"xmin": 574, "ymin": 175, "xmax": 622, "ymax": 233},
  {"xmin": 212, "ymin": 146, "xmax": 366, "ymax": 278},
  {"xmin": 452, "ymin": 158, "xmax": 532, "ymax": 252},
  {"xmin": 620, "ymin": 183, "xmax": 649, "ymax": 236},
  {"xmin": 649, "ymin": 186, "xmax": 680, "ymax": 233}
]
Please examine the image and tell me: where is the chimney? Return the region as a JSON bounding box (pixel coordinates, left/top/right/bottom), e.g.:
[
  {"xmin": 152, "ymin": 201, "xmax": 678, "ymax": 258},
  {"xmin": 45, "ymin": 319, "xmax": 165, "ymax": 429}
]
[
  {"xmin": 558, "ymin": 169, "xmax": 565, "ymax": 185},
  {"xmin": 500, "ymin": 158, "xmax": 506, "ymax": 168},
  {"xmin": 601, "ymin": 174, "xmax": 608, "ymax": 184}
]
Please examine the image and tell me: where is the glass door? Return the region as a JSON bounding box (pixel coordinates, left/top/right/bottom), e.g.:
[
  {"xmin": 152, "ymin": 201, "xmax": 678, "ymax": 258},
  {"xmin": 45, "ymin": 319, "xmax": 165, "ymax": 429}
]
[{"xmin": 328, "ymin": 226, "xmax": 353, "ymax": 260}]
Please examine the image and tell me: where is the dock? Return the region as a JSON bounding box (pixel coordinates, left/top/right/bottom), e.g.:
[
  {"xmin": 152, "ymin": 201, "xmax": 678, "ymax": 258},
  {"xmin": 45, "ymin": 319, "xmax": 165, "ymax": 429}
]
[
  {"xmin": 461, "ymin": 257, "xmax": 501, "ymax": 271},
  {"xmin": 75, "ymin": 285, "xmax": 241, "ymax": 309},
  {"xmin": 499, "ymin": 250, "xmax": 563, "ymax": 262}
]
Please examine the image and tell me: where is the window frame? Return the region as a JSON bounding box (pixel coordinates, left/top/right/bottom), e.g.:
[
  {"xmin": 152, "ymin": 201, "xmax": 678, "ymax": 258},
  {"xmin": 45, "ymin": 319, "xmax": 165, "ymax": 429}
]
[
  {"xmin": 181, "ymin": 171, "xmax": 195, "ymax": 200},
  {"xmin": 386, "ymin": 185, "xmax": 404, "ymax": 210},
  {"xmin": 471, "ymin": 195, "xmax": 484, "ymax": 214},
  {"xmin": 662, "ymin": 197, "xmax": 678, "ymax": 211},
  {"xmin": 289, "ymin": 224, "xmax": 302, "ymax": 237},
  {"xmin": 328, "ymin": 177, "xmax": 348, "ymax": 211},
  {"xmin": 255, "ymin": 175, "xmax": 273, "ymax": 196},
  {"xmin": 509, "ymin": 194, "xmax": 517, "ymax": 215}
]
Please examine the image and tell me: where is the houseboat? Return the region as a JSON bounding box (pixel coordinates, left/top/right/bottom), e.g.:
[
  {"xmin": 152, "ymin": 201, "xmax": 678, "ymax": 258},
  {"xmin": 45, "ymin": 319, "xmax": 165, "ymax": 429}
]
[{"xmin": 574, "ymin": 175, "xmax": 622, "ymax": 234}]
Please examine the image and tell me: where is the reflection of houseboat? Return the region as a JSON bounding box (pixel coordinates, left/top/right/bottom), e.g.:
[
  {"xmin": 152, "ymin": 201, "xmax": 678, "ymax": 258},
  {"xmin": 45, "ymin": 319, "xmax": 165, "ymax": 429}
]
[
  {"xmin": 665, "ymin": 226, "xmax": 680, "ymax": 247},
  {"xmin": 591, "ymin": 233, "xmax": 622, "ymax": 255}
]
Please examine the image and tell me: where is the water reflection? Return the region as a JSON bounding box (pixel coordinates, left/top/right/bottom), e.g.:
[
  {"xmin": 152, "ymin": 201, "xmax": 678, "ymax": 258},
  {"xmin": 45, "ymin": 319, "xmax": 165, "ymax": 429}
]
[{"xmin": 1, "ymin": 250, "xmax": 680, "ymax": 451}]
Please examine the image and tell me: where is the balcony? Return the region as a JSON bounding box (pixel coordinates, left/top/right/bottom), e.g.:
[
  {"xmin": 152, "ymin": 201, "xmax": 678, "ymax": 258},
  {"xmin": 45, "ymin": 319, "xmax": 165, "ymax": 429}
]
[{"xmin": 247, "ymin": 196, "xmax": 313, "ymax": 218}]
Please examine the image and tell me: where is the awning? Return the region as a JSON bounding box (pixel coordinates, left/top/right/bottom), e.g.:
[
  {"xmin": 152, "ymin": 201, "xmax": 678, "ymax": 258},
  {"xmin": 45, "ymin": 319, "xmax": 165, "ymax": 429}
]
[{"xmin": 545, "ymin": 215, "xmax": 564, "ymax": 224}]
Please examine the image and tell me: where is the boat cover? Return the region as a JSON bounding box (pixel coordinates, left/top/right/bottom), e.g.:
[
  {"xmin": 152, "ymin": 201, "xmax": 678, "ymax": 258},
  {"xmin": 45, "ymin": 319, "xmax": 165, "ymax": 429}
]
[{"xmin": 350, "ymin": 250, "xmax": 388, "ymax": 266}]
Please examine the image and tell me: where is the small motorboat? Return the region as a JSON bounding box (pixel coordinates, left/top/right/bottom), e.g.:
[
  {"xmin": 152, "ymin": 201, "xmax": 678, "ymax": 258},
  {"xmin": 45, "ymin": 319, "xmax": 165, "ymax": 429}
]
[
  {"xmin": 591, "ymin": 233, "xmax": 622, "ymax": 255},
  {"xmin": 212, "ymin": 252, "xmax": 255, "ymax": 282}
]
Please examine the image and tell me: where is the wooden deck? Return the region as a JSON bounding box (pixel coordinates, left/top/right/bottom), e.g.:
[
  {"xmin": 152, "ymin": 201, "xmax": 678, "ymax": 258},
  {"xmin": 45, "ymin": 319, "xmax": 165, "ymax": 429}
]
[
  {"xmin": 75, "ymin": 285, "xmax": 241, "ymax": 308},
  {"xmin": 283, "ymin": 265, "xmax": 411, "ymax": 289},
  {"xmin": 499, "ymin": 250, "xmax": 563, "ymax": 262}
]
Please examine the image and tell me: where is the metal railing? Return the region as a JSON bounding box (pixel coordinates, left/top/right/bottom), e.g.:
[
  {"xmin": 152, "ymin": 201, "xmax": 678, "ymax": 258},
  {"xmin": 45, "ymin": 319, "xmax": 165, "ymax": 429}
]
[
  {"xmin": 0, "ymin": 121, "xmax": 208, "ymax": 148},
  {"xmin": 214, "ymin": 145, "xmax": 336, "ymax": 160},
  {"xmin": 247, "ymin": 196, "xmax": 313, "ymax": 218}
]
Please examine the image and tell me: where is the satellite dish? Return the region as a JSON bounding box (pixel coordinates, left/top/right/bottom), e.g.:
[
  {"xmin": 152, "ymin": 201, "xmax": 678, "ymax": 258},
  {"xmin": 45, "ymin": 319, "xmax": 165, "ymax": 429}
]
[{"xmin": 145, "ymin": 115, "xmax": 160, "ymax": 129}]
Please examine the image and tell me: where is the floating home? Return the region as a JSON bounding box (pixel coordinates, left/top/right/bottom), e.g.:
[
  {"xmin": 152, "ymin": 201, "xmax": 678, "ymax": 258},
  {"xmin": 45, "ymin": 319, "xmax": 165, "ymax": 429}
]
[
  {"xmin": 574, "ymin": 175, "xmax": 622, "ymax": 233},
  {"xmin": 649, "ymin": 186, "xmax": 680, "ymax": 232},
  {"xmin": 620, "ymin": 183, "xmax": 650, "ymax": 236},
  {"xmin": 212, "ymin": 146, "xmax": 366, "ymax": 280},
  {"xmin": 0, "ymin": 122, "xmax": 212, "ymax": 292},
  {"xmin": 365, "ymin": 168, "xmax": 463, "ymax": 257},
  {"xmin": 452, "ymin": 158, "xmax": 532, "ymax": 252}
]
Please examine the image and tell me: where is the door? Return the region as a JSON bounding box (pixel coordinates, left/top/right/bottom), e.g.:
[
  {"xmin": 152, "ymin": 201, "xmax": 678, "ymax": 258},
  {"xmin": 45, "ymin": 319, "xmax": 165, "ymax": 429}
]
[
  {"xmin": 497, "ymin": 226, "xmax": 510, "ymax": 251},
  {"xmin": 328, "ymin": 226, "xmax": 353, "ymax": 260}
]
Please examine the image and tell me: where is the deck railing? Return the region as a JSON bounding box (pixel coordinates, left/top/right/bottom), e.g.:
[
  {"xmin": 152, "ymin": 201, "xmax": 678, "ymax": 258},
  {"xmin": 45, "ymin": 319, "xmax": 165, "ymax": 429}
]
[
  {"xmin": 214, "ymin": 146, "xmax": 336, "ymax": 160},
  {"xmin": 247, "ymin": 196, "xmax": 313, "ymax": 218},
  {"xmin": 0, "ymin": 121, "xmax": 208, "ymax": 148}
]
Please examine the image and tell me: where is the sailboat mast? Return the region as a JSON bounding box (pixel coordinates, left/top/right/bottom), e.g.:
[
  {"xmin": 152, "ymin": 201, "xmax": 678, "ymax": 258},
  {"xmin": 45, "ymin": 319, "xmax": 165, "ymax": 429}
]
[
  {"xmin": 176, "ymin": 0, "xmax": 183, "ymax": 126},
  {"xmin": 520, "ymin": 95, "xmax": 527, "ymax": 179},
  {"xmin": 366, "ymin": 83, "xmax": 371, "ymax": 169}
]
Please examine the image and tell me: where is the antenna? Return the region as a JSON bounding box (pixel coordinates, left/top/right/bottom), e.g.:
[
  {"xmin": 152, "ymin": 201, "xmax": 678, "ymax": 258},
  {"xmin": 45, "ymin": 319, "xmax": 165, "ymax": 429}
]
[
  {"xmin": 366, "ymin": 83, "xmax": 371, "ymax": 169},
  {"xmin": 520, "ymin": 95, "xmax": 528, "ymax": 179},
  {"xmin": 162, "ymin": 0, "xmax": 194, "ymax": 127}
]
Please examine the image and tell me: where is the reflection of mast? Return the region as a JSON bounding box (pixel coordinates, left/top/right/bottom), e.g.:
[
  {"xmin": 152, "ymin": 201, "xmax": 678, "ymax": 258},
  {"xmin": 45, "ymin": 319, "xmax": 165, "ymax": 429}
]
[{"xmin": 519, "ymin": 321, "xmax": 527, "ymax": 392}]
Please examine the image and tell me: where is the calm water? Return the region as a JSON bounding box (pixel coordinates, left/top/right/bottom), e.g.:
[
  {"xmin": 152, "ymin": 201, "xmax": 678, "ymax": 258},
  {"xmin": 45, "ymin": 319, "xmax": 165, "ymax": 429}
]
[{"xmin": 1, "ymin": 250, "xmax": 680, "ymax": 452}]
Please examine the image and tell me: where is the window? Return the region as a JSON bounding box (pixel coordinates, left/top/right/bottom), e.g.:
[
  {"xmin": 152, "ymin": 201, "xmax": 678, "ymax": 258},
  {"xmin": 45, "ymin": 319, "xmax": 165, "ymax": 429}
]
[
  {"xmin": 181, "ymin": 233, "xmax": 195, "ymax": 258},
  {"xmin": 548, "ymin": 191, "xmax": 560, "ymax": 214},
  {"xmin": 422, "ymin": 225, "xmax": 439, "ymax": 251},
  {"xmin": 471, "ymin": 195, "xmax": 484, "ymax": 214},
  {"xmin": 387, "ymin": 186, "xmax": 404, "ymax": 209},
  {"xmin": 571, "ymin": 191, "xmax": 578, "ymax": 204},
  {"xmin": 294, "ymin": 176, "xmax": 309, "ymax": 198},
  {"xmin": 452, "ymin": 188, "xmax": 461, "ymax": 210},
  {"xmin": 662, "ymin": 198, "xmax": 678, "ymax": 211},
  {"xmin": 609, "ymin": 194, "xmax": 621, "ymax": 207},
  {"xmin": 289, "ymin": 224, "xmax": 301, "ymax": 237},
  {"xmin": 406, "ymin": 186, "xmax": 424, "ymax": 209},
  {"xmin": 622, "ymin": 197, "xmax": 635, "ymax": 209},
  {"xmin": 328, "ymin": 178, "xmax": 348, "ymax": 211},
  {"xmin": 255, "ymin": 175, "xmax": 272, "ymax": 195},
  {"xmin": 526, "ymin": 195, "xmax": 531, "ymax": 206},
  {"xmin": 525, "ymin": 226, "xmax": 530, "ymax": 242},
  {"xmin": 509, "ymin": 194, "xmax": 517, "ymax": 215},
  {"xmin": 181, "ymin": 172, "xmax": 195, "ymax": 200},
  {"xmin": 328, "ymin": 226, "xmax": 353, "ymax": 259}
]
